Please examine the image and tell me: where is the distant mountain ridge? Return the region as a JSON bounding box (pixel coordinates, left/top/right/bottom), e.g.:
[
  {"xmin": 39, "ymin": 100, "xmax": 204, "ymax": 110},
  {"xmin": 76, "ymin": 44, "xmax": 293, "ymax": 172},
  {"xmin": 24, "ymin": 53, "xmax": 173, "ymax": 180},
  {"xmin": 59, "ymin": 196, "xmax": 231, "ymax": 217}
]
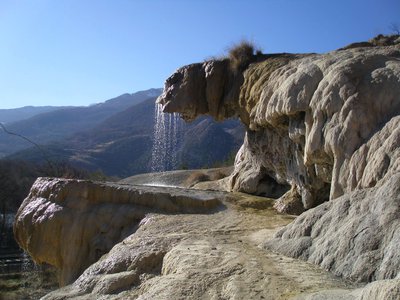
[
  {"xmin": 0, "ymin": 88, "xmax": 162, "ymax": 157},
  {"xmin": 0, "ymin": 106, "xmax": 70, "ymax": 124},
  {"xmin": 7, "ymin": 95, "xmax": 244, "ymax": 177}
]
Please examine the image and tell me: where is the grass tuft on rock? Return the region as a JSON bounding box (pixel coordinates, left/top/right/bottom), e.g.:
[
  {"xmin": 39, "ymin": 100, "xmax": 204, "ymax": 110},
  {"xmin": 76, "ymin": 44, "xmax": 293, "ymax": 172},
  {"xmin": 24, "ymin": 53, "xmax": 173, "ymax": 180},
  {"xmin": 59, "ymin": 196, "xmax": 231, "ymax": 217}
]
[{"xmin": 227, "ymin": 40, "xmax": 259, "ymax": 72}]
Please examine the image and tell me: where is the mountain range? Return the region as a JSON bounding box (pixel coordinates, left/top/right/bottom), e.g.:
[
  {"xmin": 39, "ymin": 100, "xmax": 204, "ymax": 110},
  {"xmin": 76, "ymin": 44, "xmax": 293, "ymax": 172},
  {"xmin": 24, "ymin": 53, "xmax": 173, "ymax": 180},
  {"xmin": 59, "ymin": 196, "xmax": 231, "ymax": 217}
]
[
  {"xmin": 1, "ymin": 89, "xmax": 244, "ymax": 177},
  {"xmin": 0, "ymin": 106, "xmax": 70, "ymax": 124},
  {"xmin": 0, "ymin": 89, "xmax": 162, "ymax": 157}
]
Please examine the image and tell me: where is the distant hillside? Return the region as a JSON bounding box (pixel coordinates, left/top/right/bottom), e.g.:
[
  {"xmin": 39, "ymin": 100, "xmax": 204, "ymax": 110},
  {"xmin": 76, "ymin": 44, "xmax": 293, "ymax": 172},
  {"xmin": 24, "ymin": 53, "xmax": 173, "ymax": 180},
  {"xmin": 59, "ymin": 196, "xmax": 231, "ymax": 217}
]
[
  {"xmin": 9, "ymin": 97, "xmax": 244, "ymax": 177},
  {"xmin": 0, "ymin": 88, "xmax": 162, "ymax": 157},
  {"xmin": 179, "ymin": 117, "xmax": 243, "ymax": 169},
  {"xmin": 0, "ymin": 106, "xmax": 72, "ymax": 124}
]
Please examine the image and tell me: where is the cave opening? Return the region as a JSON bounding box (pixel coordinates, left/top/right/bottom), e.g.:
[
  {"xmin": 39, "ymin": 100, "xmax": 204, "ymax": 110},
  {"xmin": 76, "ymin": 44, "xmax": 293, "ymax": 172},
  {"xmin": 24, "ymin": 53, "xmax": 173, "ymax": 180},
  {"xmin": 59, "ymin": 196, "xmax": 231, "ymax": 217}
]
[{"xmin": 255, "ymin": 174, "xmax": 290, "ymax": 198}]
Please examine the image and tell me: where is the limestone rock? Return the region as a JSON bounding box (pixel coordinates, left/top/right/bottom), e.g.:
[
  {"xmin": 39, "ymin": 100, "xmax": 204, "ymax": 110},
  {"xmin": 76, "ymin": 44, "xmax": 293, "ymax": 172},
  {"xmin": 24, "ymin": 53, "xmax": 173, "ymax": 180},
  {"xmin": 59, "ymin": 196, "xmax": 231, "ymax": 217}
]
[
  {"xmin": 273, "ymin": 185, "xmax": 305, "ymax": 215},
  {"xmin": 38, "ymin": 195, "xmax": 361, "ymax": 300},
  {"xmin": 14, "ymin": 36, "xmax": 400, "ymax": 298},
  {"xmin": 340, "ymin": 33, "xmax": 400, "ymax": 50},
  {"xmin": 293, "ymin": 279, "xmax": 400, "ymax": 300},
  {"xmin": 158, "ymin": 40, "xmax": 400, "ymax": 212},
  {"xmin": 13, "ymin": 177, "xmax": 223, "ymax": 286},
  {"xmin": 356, "ymin": 279, "xmax": 400, "ymax": 300},
  {"xmin": 264, "ymin": 173, "xmax": 400, "ymax": 282},
  {"xmin": 157, "ymin": 59, "xmax": 242, "ymax": 122},
  {"xmin": 13, "ymin": 174, "xmax": 400, "ymax": 299},
  {"xmin": 157, "ymin": 37, "xmax": 400, "ymax": 288}
]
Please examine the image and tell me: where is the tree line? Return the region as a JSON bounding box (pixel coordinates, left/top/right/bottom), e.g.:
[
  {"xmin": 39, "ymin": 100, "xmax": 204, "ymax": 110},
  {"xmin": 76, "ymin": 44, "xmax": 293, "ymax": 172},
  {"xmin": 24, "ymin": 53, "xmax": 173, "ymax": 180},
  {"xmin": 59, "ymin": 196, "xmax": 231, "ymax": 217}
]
[{"xmin": 0, "ymin": 159, "xmax": 108, "ymax": 243}]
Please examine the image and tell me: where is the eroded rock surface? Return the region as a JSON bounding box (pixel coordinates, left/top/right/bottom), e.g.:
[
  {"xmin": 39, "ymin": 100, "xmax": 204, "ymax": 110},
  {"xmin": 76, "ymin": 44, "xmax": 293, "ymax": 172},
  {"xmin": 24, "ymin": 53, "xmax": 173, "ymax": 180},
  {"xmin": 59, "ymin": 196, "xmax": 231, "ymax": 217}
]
[
  {"xmin": 155, "ymin": 37, "xmax": 400, "ymax": 294},
  {"xmin": 38, "ymin": 194, "xmax": 364, "ymax": 300},
  {"xmin": 265, "ymin": 172, "xmax": 400, "ymax": 282},
  {"xmin": 158, "ymin": 40, "xmax": 400, "ymax": 212},
  {"xmin": 13, "ymin": 177, "xmax": 223, "ymax": 286},
  {"xmin": 158, "ymin": 59, "xmax": 242, "ymax": 122}
]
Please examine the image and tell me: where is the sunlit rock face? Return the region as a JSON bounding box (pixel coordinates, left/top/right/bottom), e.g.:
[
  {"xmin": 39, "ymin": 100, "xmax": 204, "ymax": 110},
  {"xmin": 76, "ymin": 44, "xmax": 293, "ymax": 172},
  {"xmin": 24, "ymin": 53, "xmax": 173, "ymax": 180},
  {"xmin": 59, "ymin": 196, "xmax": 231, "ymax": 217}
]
[
  {"xmin": 156, "ymin": 36, "xmax": 400, "ymax": 289},
  {"xmin": 158, "ymin": 41, "xmax": 400, "ymax": 212},
  {"xmin": 265, "ymin": 173, "xmax": 400, "ymax": 282},
  {"xmin": 157, "ymin": 59, "xmax": 242, "ymax": 122},
  {"xmin": 13, "ymin": 177, "xmax": 222, "ymax": 286}
]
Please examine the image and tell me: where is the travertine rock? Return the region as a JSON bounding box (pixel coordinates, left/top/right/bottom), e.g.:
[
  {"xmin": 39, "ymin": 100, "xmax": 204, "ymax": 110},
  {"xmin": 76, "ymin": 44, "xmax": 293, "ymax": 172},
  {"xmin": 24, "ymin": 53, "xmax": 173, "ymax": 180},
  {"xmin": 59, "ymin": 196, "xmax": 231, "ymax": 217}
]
[
  {"xmin": 294, "ymin": 279, "xmax": 400, "ymax": 300},
  {"xmin": 13, "ymin": 177, "xmax": 222, "ymax": 286},
  {"xmin": 356, "ymin": 279, "xmax": 400, "ymax": 300},
  {"xmin": 14, "ymin": 36, "xmax": 400, "ymax": 298},
  {"xmin": 39, "ymin": 195, "xmax": 361, "ymax": 300},
  {"xmin": 120, "ymin": 166, "xmax": 233, "ymax": 189},
  {"xmin": 157, "ymin": 59, "xmax": 242, "ymax": 122},
  {"xmin": 156, "ymin": 38, "xmax": 400, "ymax": 289},
  {"xmin": 264, "ymin": 173, "xmax": 400, "ymax": 282},
  {"xmin": 158, "ymin": 41, "xmax": 400, "ymax": 211}
]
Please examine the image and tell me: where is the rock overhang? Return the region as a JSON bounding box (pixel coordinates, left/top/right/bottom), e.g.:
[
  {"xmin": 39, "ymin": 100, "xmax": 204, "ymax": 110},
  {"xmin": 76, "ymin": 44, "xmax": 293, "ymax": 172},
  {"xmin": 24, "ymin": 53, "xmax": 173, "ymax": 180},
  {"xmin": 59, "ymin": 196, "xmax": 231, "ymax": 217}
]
[{"xmin": 157, "ymin": 41, "xmax": 400, "ymax": 213}]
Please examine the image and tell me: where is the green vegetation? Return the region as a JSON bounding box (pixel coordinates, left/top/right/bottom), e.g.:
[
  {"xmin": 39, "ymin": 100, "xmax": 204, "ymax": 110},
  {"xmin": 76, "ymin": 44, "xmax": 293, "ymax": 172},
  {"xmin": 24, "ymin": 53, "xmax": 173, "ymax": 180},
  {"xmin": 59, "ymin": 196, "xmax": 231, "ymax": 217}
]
[{"xmin": 0, "ymin": 159, "xmax": 108, "ymax": 213}]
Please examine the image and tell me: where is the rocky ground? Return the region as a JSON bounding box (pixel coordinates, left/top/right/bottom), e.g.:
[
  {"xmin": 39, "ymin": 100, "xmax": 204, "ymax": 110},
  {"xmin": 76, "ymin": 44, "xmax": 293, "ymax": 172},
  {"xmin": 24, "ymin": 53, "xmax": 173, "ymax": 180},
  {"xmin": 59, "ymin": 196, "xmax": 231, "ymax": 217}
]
[
  {"xmin": 32, "ymin": 187, "xmax": 363, "ymax": 300},
  {"xmin": 13, "ymin": 170, "xmax": 400, "ymax": 299}
]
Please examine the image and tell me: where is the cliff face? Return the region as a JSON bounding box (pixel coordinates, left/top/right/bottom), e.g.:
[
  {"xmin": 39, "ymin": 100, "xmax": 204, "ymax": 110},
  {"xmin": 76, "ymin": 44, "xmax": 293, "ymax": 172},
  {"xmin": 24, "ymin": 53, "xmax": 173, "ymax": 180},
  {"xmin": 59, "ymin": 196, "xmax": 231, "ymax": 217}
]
[
  {"xmin": 156, "ymin": 37, "xmax": 400, "ymax": 285},
  {"xmin": 157, "ymin": 40, "xmax": 400, "ymax": 212}
]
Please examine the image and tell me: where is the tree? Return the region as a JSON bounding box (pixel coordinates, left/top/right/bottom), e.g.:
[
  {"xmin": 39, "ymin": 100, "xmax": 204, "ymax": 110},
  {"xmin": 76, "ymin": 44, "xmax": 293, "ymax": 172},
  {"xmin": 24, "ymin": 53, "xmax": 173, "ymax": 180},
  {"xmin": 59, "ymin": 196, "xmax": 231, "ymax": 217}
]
[{"xmin": 0, "ymin": 122, "xmax": 58, "ymax": 175}]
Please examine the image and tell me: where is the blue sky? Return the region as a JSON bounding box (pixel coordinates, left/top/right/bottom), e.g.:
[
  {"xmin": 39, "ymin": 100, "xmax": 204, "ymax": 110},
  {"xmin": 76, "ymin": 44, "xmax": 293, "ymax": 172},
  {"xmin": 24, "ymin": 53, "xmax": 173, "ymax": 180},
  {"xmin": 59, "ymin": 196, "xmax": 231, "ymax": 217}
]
[{"xmin": 0, "ymin": 0, "xmax": 399, "ymax": 109}]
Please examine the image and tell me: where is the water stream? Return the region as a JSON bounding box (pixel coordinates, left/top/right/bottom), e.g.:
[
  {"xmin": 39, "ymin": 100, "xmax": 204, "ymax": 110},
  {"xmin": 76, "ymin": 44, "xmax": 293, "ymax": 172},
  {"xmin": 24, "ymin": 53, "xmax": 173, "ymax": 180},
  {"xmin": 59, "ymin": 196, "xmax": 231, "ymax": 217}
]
[{"xmin": 150, "ymin": 103, "xmax": 185, "ymax": 172}]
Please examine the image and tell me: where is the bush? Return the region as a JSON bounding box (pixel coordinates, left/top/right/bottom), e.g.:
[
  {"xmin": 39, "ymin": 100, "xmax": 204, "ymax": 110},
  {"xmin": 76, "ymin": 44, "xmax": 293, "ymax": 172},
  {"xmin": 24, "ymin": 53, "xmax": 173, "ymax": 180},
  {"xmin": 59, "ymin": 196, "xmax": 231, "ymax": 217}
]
[{"xmin": 227, "ymin": 40, "xmax": 257, "ymax": 72}]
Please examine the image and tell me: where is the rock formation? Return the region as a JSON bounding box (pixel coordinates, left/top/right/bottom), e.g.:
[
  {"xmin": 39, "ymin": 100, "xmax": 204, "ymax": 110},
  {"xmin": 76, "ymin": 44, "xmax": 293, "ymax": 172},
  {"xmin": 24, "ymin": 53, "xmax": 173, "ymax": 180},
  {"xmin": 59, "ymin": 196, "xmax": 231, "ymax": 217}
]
[
  {"xmin": 156, "ymin": 34, "xmax": 400, "ymax": 291},
  {"xmin": 14, "ymin": 174, "xmax": 400, "ymax": 300},
  {"xmin": 157, "ymin": 36, "xmax": 400, "ymax": 213},
  {"xmin": 14, "ymin": 177, "xmax": 222, "ymax": 286},
  {"xmin": 265, "ymin": 173, "xmax": 400, "ymax": 282},
  {"xmin": 13, "ymin": 35, "xmax": 400, "ymax": 299},
  {"xmin": 26, "ymin": 192, "xmax": 365, "ymax": 300}
]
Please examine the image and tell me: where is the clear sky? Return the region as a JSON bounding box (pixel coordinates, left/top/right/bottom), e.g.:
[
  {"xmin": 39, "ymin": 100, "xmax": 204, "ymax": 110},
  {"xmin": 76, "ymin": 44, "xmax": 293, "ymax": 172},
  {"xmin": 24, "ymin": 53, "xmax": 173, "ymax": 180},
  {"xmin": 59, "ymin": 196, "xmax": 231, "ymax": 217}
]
[{"xmin": 0, "ymin": 0, "xmax": 399, "ymax": 109}]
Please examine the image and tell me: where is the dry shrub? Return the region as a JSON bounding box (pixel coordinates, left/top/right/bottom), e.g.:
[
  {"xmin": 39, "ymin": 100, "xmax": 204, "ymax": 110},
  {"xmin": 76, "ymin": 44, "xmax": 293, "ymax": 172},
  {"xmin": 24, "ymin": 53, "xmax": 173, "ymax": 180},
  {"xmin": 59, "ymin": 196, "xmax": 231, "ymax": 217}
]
[{"xmin": 228, "ymin": 40, "xmax": 257, "ymax": 72}]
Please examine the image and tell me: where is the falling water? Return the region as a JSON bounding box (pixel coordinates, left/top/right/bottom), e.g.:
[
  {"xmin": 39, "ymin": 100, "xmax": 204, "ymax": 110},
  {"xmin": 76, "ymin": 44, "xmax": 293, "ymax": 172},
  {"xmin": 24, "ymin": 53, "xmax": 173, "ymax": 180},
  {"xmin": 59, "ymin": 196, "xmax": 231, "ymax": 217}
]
[
  {"xmin": 150, "ymin": 103, "xmax": 185, "ymax": 172},
  {"xmin": 21, "ymin": 252, "xmax": 35, "ymax": 273}
]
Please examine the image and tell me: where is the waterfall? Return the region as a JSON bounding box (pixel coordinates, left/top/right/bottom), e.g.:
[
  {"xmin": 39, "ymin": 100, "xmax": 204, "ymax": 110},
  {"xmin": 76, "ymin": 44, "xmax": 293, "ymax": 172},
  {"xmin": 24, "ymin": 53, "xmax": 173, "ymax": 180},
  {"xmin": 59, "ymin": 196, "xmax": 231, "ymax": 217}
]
[
  {"xmin": 21, "ymin": 252, "xmax": 35, "ymax": 273},
  {"xmin": 150, "ymin": 103, "xmax": 184, "ymax": 172}
]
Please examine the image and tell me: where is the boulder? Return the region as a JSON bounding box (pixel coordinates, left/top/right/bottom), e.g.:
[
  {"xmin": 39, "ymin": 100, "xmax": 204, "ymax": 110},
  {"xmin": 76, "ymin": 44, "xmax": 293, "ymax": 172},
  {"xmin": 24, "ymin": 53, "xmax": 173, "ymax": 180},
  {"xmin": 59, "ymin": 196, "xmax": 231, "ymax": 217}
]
[{"xmin": 13, "ymin": 177, "xmax": 223, "ymax": 286}]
